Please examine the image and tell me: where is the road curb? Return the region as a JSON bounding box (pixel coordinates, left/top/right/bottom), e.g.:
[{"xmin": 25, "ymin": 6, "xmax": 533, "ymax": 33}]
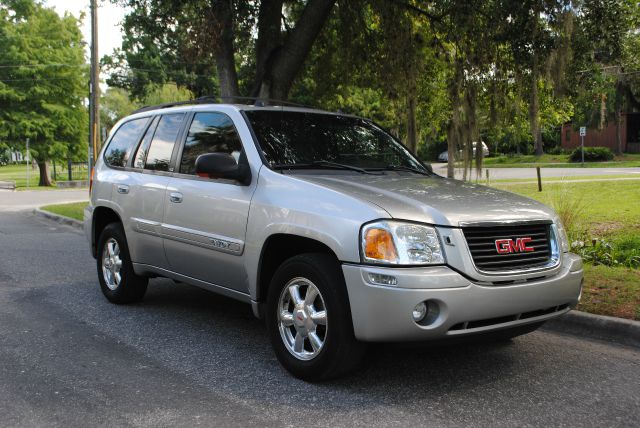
[
  {"xmin": 33, "ymin": 208, "xmax": 83, "ymax": 230},
  {"xmin": 543, "ymin": 310, "xmax": 640, "ymax": 348}
]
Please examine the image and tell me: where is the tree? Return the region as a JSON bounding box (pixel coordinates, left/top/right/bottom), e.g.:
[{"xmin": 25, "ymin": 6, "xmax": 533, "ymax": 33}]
[
  {"xmin": 0, "ymin": 0, "xmax": 87, "ymax": 186},
  {"xmin": 108, "ymin": 0, "xmax": 337, "ymax": 101},
  {"xmin": 101, "ymin": 84, "xmax": 195, "ymax": 133}
]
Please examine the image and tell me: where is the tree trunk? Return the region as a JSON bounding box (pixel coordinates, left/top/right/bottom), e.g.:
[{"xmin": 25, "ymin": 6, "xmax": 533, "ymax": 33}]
[
  {"xmin": 529, "ymin": 5, "xmax": 543, "ymax": 157},
  {"xmin": 37, "ymin": 160, "xmax": 52, "ymax": 187},
  {"xmin": 406, "ymin": 93, "xmax": 418, "ymax": 154},
  {"xmin": 253, "ymin": 0, "xmax": 285, "ymax": 97},
  {"xmin": 615, "ymin": 109, "xmax": 623, "ymax": 156},
  {"xmin": 210, "ymin": 0, "xmax": 240, "ymax": 99},
  {"xmin": 446, "ymin": 58, "xmax": 464, "ymax": 179},
  {"xmin": 258, "ymin": 0, "xmax": 336, "ymax": 100},
  {"xmin": 529, "ymin": 72, "xmax": 543, "ymax": 156}
]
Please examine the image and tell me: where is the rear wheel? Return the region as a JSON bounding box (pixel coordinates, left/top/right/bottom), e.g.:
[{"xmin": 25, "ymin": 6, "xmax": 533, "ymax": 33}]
[
  {"xmin": 96, "ymin": 222, "xmax": 148, "ymax": 304},
  {"xmin": 266, "ymin": 253, "xmax": 365, "ymax": 381}
]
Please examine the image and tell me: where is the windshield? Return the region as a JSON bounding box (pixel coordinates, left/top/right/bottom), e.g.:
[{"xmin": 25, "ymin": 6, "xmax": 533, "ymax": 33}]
[{"xmin": 244, "ymin": 110, "xmax": 427, "ymax": 172}]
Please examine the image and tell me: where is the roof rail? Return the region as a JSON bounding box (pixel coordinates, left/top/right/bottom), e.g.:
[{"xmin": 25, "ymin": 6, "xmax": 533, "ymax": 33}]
[{"xmin": 131, "ymin": 95, "xmax": 317, "ymax": 114}]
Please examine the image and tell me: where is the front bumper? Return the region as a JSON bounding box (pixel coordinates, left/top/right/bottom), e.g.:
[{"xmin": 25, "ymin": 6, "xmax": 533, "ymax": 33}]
[{"xmin": 342, "ymin": 253, "xmax": 583, "ymax": 342}]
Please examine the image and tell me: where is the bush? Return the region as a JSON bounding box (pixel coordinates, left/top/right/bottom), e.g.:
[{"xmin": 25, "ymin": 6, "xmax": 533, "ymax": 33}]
[
  {"xmin": 571, "ymin": 239, "xmax": 640, "ymax": 269},
  {"xmin": 569, "ymin": 146, "xmax": 614, "ymax": 162},
  {"xmin": 546, "ymin": 146, "xmax": 567, "ymax": 155}
]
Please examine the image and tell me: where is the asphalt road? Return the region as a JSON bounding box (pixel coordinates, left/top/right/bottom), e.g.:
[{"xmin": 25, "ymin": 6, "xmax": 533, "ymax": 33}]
[
  {"xmin": 1, "ymin": 211, "xmax": 639, "ymax": 427},
  {"xmin": 0, "ymin": 189, "xmax": 88, "ymax": 211}
]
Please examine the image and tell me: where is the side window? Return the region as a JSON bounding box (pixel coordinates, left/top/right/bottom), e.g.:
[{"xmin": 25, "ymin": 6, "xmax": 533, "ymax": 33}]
[
  {"xmin": 144, "ymin": 113, "xmax": 185, "ymax": 172},
  {"xmin": 103, "ymin": 118, "xmax": 149, "ymax": 167},
  {"xmin": 179, "ymin": 112, "xmax": 244, "ymax": 175},
  {"xmin": 133, "ymin": 116, "xmax": 159, "ymax": 169}
]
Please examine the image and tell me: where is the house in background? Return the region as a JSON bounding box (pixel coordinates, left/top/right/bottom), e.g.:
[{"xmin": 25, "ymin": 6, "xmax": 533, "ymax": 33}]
[{"xmin": 561, "ymin": 112, "xmax": 640, "ymax": 153}]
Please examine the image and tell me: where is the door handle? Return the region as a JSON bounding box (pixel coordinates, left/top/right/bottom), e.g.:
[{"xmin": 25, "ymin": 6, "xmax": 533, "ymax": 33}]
[
  {"xmin": 116, "ymin": 184, "xmax": 129, "ymax": 194},
  {"xmin": 169, "ymin": 192, "xmax": 183, "ymax": 203}
]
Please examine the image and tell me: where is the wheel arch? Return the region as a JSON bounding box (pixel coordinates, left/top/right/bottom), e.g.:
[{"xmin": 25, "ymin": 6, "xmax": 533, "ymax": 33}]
[
  {"xmin": 254, "ymin": 233, "xmax": 342, "ymax": 318},
  {"xmin": 91, "ymin": 206, "xmax": 123, "ymax": 258}
]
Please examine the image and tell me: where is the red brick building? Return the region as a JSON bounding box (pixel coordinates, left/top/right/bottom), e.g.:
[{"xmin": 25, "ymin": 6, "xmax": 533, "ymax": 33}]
[{"xmin": 561, "ymin": 112, "xmax": 640, "ymax": 153}]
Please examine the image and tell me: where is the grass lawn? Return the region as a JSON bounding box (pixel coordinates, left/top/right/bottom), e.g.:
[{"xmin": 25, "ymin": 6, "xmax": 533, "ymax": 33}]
[
  {"xmin": 482, "ymin": 153, "xmax": 640, "ymax": 168},
  {"xmin": 41, "ymin": 202, "xmax": 87, "ymax": 221},
  {"xmin": 493, "ymin": 179, "xmax": 640, "ymax": 320},
  {"xmin": 579, "ymin": 265, "xmax": 640, "ymax": 320},
  {"xmin": 493, "ymin": 180, "xmax": 640, "ymax": 237},
  {"xmin": 0, "ymin": 163, "xmax": 88, "ymax": 190}
]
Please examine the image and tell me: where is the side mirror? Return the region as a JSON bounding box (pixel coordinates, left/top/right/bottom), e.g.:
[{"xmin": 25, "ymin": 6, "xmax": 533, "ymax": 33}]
[
  {"xmin": 195, "ymin": 153, "xmax": 251, "ymax": 185},
  {"xmin": 422, "ymin": 162, "xmax": 433, "ymax": 174}
]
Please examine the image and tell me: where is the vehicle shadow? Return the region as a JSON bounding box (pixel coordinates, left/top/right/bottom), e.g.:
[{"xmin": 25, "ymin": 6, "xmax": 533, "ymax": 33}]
[{"xmin": 134, "ymin": 279, "xmax": 529, "ymax": 403}]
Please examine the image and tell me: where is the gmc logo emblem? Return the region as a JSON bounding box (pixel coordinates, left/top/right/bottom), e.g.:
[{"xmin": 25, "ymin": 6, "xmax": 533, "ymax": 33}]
[{"xmin": 495, "ymin": 237, "xmax": 535, "ymax": 254}]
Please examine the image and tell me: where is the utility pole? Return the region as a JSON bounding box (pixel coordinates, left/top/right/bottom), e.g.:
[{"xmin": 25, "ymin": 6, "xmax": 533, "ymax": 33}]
[{"xmin": 89, "ymin": 0, "xmax": 100, "ymax": 164}]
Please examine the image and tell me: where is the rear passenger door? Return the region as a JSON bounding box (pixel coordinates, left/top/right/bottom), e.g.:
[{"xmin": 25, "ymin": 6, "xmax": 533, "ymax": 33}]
[
  {"xmin": 161, "ymin": 112, "xmax": 255, "ymax": 293},
  {"xmin": 119, "ymin": 113, "xmax": 186, "ymax": 269}
]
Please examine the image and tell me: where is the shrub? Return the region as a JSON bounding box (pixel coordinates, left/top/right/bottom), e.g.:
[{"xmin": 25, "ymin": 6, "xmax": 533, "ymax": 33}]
[
  {"xmin": 569, "ymin": 146, "xmax": 614, "ymax": 162},
  {"xmin": 571, "ymin": 236, "xmax": 640, "ymax": 269},
  {"xmin": 546, "ymin": 146, "xmax": 567, "ymax": 155}
]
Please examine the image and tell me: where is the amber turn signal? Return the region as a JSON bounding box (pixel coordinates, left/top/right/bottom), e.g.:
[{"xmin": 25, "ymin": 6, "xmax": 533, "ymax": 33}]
[{"xmin": 364, "ymin": 228, "xmax": 398, "ymax": 262}]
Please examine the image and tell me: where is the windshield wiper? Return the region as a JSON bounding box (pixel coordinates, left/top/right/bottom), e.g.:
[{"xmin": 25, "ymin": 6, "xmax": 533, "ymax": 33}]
[
  {"xmin": 372, "ymin": 165, "xmax": 432, "ymax": 176},
  {"xmin": 272, "ymin": 160, "xmax": 381, "ymax": 175}
]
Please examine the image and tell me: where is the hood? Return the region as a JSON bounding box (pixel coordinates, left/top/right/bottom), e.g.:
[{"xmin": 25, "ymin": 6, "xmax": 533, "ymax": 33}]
[{"xmin": 293, "ymin": 174, "xmax": 556, "ymax": 227}]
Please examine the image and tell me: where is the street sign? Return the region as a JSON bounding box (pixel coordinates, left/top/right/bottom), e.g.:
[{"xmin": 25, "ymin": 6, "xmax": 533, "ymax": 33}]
[{"xmin": 579, "ymin": 126, "xmax": 586, "ymax": 136}]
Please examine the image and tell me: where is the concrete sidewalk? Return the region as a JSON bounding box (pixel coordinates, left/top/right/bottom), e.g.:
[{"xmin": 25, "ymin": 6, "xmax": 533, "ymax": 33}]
[{"xmin": 0, "ymin": 188, "xmax": 88, "ymax": 212}]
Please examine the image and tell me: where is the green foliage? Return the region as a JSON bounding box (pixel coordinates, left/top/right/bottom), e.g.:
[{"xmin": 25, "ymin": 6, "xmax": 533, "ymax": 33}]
[
  {"xmin": 101, "ymin": 84, "xmax": 195, "ymax": 133},
  {"xmin": 569, "ymin": 146, "xmax": 614, "ymax": 162},
  {"xmin": 572, "ymin": 237, "xmax": 640, "ymax": 269},
  {"xmin": 0, "ymin": 0, "xmax": 87, "ymax": 185}
]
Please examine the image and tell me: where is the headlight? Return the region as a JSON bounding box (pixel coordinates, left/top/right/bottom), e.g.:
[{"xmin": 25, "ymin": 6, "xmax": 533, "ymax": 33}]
[
  {"xmin": 361, "ymin": 221, "xmax": 445, "ymax": 265},
  {"xmin": 553, "ymin": 217, "xmax": 570, "ymax": 253}
]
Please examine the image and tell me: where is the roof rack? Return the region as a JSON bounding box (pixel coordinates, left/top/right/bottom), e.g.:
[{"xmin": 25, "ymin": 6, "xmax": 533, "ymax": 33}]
[{"xmin": 131, "ymin": 95, "xmax": 316, "ymax": 114}]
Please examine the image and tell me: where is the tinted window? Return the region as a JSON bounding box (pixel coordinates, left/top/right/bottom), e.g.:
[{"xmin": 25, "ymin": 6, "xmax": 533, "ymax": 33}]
[
  {"xmin": 133, "ymin": 116, "xmax": 159, "ymax": 169},
  {"xmin": 144, "ymin": 114, "xmax": 185, "ymax": 171},
  {"xmin": 180, "ymin": 112, "xmax": 243, "ymax": 175},
  {"xmin": 104, "ymin": 118, "xmax": 149, "ymax": 167},
  {"xmin": 244, "ymin": 111, "xmax": 426, "ymax": 171}
]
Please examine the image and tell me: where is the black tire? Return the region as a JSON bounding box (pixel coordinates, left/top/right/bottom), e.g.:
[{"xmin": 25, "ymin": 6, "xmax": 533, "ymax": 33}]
[
  {"xmin": 266, "ymin": 253, "xmax": 366, "ymax": 381},
  {"xmin": 96, "ymin": 222, "xmax": 148, "ymax": 304}
]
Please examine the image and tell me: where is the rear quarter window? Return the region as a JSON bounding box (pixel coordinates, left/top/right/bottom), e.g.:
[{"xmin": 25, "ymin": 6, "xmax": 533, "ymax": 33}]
[{"xmin": 103, "ymin": 118, "xmax": 150, "ymax": 168}]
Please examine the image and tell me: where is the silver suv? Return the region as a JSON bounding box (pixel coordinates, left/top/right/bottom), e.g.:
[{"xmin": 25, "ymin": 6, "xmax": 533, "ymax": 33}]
[{"xmin": 85, "ymin": 101, "xmax": 583, "ymax": 381}]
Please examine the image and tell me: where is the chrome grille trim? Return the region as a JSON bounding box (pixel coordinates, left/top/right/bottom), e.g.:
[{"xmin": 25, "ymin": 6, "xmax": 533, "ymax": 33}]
[{"xmin": 462, "ymin": 222, "xmax": 561, "ymax": 275}]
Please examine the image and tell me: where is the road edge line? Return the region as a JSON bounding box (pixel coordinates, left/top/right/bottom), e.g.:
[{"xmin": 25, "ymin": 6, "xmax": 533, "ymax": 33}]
[
  {"xmin": 542, "ymin": 310, "xmax": 640, "ymax": 348},
  {"xmin": 33, "ymin": 208, "xmax": 83, "ymax": 230}
]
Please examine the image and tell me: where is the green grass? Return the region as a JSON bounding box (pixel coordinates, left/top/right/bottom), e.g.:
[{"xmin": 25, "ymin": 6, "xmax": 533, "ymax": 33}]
[
  {"xmin": 40, "ymin": 202, "xmax": 87, "ymax": 221},
  {"xmin": 492, "ymin": 179, "xmax": 640, "ymax": 320},
  {"xmin": 579, "ymin": 265, "xmax": 640, "ymax": 320},
  {"xmin": 482, "ymin": 153, "xmax": 640, "ymax": 168},
  {"xmin": 493, "ymin": 180, "xmax": 640, "ymax": 236},
  {"xmin": 0, "ymin": 163, "xmax": 88, "ymax": 190}
]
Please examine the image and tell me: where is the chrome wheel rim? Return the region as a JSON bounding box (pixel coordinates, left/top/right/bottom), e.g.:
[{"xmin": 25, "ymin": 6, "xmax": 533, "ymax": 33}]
[
  {"xmin": 278, "ymin": 277, "xmax": 327, "ymax": 361},
  {"xmin": 102, "ymin": 238, "xmax": 123, "ymax": 291}
]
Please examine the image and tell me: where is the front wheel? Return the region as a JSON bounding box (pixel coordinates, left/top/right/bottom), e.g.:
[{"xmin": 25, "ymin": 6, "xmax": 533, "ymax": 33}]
[
  {"xmin": 96, "ymin": 222, "xmax": 148, "ymax": 304},
  {"xmin": 266, "ymin": 253, "xmax": 365, "ymax": 381}
]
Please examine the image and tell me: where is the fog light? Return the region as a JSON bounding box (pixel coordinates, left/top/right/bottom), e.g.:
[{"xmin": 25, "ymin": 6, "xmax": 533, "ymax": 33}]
[
  {"xmin": 367, "ymin": 273, "xmax": 397, "ymax": 286},
  {"xmin": 412, "ymin": 302, "xmax": 427, "ymax": 322}
]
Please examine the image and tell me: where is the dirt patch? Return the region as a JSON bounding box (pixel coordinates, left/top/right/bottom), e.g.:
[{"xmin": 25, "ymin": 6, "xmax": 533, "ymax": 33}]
[{"xmin": 589, "ymin": 221, "xmax": 626, "ymax": 237}]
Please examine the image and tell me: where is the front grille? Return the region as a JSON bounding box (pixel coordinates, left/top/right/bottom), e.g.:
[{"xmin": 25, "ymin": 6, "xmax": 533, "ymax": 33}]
[{"xmin": 463, "ymin": 223, "xmax": 553, "ymax": 272}]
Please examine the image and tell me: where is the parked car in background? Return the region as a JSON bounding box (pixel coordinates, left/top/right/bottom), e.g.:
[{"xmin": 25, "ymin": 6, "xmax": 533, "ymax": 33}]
[
  {"xmin": 438, "ymin": 141, "xmax": 489, "ymax": 162},
  {"xmin": 86, "ymin": 100, "xmax": 582, "ymax": 381}
]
